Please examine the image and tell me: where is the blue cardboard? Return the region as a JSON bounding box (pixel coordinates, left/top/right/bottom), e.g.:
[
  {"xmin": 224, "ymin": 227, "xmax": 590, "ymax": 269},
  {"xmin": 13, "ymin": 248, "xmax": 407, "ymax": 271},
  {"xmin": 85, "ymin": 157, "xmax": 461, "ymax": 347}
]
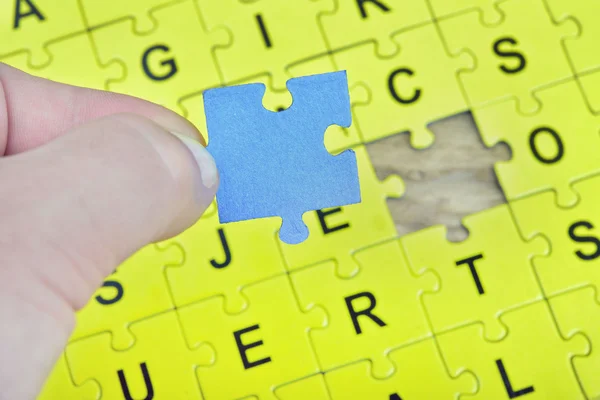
[{"xmin": 204, "ymin": 70, "xmax": 361, "ymax": 244}]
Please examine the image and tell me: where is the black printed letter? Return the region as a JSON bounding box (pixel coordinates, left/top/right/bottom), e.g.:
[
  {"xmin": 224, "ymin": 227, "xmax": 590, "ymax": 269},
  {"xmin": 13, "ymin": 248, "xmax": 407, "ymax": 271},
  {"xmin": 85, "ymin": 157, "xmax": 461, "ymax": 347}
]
[
  {"xmin": 455, "ymin": 254, "xmax": 486, "ymax": 295},
  {"xmin": 210, "ymin": 228, "xmax": 232, "ymax": 268},
  {"xmin": 14, "ymin": 0, "xmax": 45, "ymax": 29},
  {"xmin": 117, "ymin": 362, "xmax": 154, "ymax": 400},
  {"xmin": 389, "ymin": 394, "xmax": 403, "ymax": 400},
  {"xmin": 569, "ymin": 221, "xmax": 600, "ymax": 261},
  {"xmin": 493, "ymin": 37, "xmax": 526, "ymax": 74},
  {"xmin": 356, "ymin": 0, "xmax": 391, "ymax": 19},
  {"xmin": 95, "ymin": 280, "xmax": 124, "ymax": 305},
  {"xmin": 496, "ymin": 359, "xmax": 534, "ymax": 398},
  {"xmin": 141, "ymin": 45, "xmax": 177, "ymax": 81},
  {"xmin": 316, "ymin": 208, "xmax": 350, "ymax": 235},
  {"xmin": 345, "ymin": 292, "xmax": 387, "ymax": 334},
  {"xmin": 234, "ymin": 324, "xmax": 271, "ymax": 369},
  {"xmin": 529, "ymin": 126, "xmax": 564, "ymax": 164},
  {"xmin": 255, "ymin": 14, "xmax": 272, "ymax": 48},
  {"xmin": 388, "ymin": 68, "xmax": 421, "ymax": 104}
]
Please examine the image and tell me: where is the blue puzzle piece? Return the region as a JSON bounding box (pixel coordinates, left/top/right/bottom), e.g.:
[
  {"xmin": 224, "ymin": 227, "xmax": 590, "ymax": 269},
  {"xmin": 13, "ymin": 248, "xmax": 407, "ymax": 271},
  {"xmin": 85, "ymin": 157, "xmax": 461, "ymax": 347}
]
[{"xmin": 204, "ymin": 70, "xmax": 361, "ymax": 244}]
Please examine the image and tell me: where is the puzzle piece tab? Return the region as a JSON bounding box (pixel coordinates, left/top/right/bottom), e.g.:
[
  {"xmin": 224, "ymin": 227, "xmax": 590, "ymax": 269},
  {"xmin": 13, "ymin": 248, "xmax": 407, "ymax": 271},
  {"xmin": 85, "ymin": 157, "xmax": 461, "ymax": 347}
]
[
  {"xmin": 91, "ymin": 0, "xmax": 227, "ymax": 114},
  {"xmin": 579, "ymin": 67, "xmax": 600, "ymax": 114},
  {"xmin": 333, "ymin": 23, "xmax": 471, "ymax": 148},
  {"xmin": 280, "ymin": 145, "xmax": 402, "ymax": 275},
  {"xmin": 205, "ymin": 71, "xmax": 360, "ymax": 245},
  {"xmin": 197, "ymin": 0, "xmax": 332, "ymax": 90},
  {"xmin": 439, "ymin": 0, "xmax": 577, "ymax": 113},
  {"xmin": 1, "ymin": 32, "xmax": 121, "ymax": 91},
  {"xmin": 510, "ymin": 173, "xmax": 600, "ymax": 298},
  {"xmin": 38, "ymin": 354, "xmax": 98, "ymax": 400},
  {"xmin": 0, "ymin": 0, "xmax": 85, "ymax": 67},
  {"xmin": 550, "ymin": 286, "xmax": 600, "ymax": 399},
  {"xmin": 178, "ymin": 275, "xmax": 325, "ymax": 400},
  {"xmin": 325, "ymin": 338, "xmax": 477, "ymax": 399},
  {"xmin": 437, "ymin": 300, "xmax": 588, "ymax": 400},
  {"xmin": 545, "ymin": 0, "xmax": 600, "ymax": 74},
  {"xmin": 474, "ymin": 79, "xmax": 600, "ymax": 207},
  {"xmin": 80, "ymin": 0, "xmax": 182, "ymax": 32},
  {"xmin": 161, "ymin": 209, "xmax": 286, "ymax": 314},
  {"xmin": 66, "ymin": 311, "xmax": 213, "ymax": 399},
  {"xmin": 69, "ymin": 244, "xmax": 178, "ymax": 350},
  {"xmin": 319, "ymin": 0, "xmax": 431, "ymax": 56},
  {"xmin": 274, "ymin": 374, "xmax": 330, "ymax": 400},
  {"xmin": 290, "ymin": 241, "xmax": 436, "ymax": 379},
  {"xmin": 402, "ymin": 204, "xmax": 545, "ymax": 341},
  {"xmin": 428, "ymin": 0, "xmax": 503, "ymax": 24}
]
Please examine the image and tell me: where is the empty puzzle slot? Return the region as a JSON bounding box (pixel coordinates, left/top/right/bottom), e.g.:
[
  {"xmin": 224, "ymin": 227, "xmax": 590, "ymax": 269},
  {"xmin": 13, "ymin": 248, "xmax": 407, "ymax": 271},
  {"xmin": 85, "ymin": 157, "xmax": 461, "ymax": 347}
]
[{"xmin": 366, "ymin": 111, "xmax": 510, "ymax": 242}]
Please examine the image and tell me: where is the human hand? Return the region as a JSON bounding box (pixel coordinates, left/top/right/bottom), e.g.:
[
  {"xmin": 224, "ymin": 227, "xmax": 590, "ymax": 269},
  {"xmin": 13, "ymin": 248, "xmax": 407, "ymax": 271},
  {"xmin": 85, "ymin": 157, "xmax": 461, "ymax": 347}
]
[{"xmin": 0, "ymin": 64, "xmax": 218, "ymax": 399}]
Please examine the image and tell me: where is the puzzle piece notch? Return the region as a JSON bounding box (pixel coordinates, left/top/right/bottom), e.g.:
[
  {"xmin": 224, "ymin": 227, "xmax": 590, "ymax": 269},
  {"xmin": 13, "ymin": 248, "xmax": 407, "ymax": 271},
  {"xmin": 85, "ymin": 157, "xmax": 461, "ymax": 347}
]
[
  {"xmin": 279, "ymin": 145, "xmax": 403, "ymax": 275},
  {"xmin": 474, "ymin": 79, "xmax": 600, "ymax": 208},
  {"xmin": 70, "ymin": 243, "xmax": 182, "ymax": 351},
  {"xmin": 550, "ymin": 286, "xmax": 600, "ymax": 398},
  {"xmin": 1, "ymin": 33, "xmax": 123, "ymax": 91},
  {"xmin": 67, "ymin": 311, "xmax": 214, "ymax": 400},
  {"xmin": 178, "ymin": 274, "xmax": 326, "ymax": 400},
  {"xmin": 429, "ymin": 0, "xmax": 505, "ymax": 26},
  {"xmin": 291, "ymin": 241, "xmax": 437, "ymax": 380},
  {"xmin": 325, "ymin": 338, "xmax": 478, "ymax": 399},
  {"xmin": 1, "ymin": 0, "xmax": 86, "ymax": 68},
  {"xmin": 91, "ymin": 0, "xmax": 229, "ymax": 113},
  {"xmin": 38, "ymin": 354, "xmax": 99, "ymax": 400},
  {"xmin": 509, "ymin": 173, "xmax": 600, "ymax": 298},
  {"xmin": 402, "ymin": 204, "xmax": 548, "ymax": 342},
  {"xmin": 205, "ymin": 71, "xmax": 360, "ymax": 245},
  {"xmin": 439, "ymin": 0, "xmax": 578, "ymax": 114},
  {"xmin": 334, "ymin": 23, "xmax": 473, "ymax": 149},
  {"xmin": 438, "ymin": 301, "xmax": 589, "ymax": 400}
]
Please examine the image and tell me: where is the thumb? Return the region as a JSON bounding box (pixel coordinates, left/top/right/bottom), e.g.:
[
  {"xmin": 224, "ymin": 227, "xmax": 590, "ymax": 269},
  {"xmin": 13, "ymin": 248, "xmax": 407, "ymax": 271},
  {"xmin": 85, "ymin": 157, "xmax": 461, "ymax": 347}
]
[{"xmin": 0, "ymin": 112, "xmax": 218, "ymax": 399}]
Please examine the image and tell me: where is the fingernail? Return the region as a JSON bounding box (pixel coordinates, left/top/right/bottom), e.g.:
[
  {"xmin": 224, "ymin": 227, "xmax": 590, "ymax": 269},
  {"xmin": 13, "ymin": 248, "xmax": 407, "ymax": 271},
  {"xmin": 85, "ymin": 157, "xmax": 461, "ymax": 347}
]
[{"xmin": 171, "ymin": 132, "xmax": 218, "ymax": 189}]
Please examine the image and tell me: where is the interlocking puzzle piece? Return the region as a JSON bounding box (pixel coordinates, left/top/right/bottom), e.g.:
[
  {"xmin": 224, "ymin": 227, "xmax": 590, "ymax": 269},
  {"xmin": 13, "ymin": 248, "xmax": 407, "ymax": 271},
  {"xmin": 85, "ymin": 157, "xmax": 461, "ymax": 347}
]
[
  {"xmin": 401, "ymin": 204, "xmax": 546, "ymax": 341},
  {"xmin": 160, "ymin": 209, "xmax": 287, "ymax": 314},
  {"xmin": 205, "ymin": 70, "xmax": 360, "ymax": 245},
  {"xmin": 0, "ymin": 0, "xmax": 85, "ymax": 67},
  {"xmin": 38, "ymin": 354, "xmax": 98, "ymax": 400},
  {"xmin": 178, "ymin": 274, "xmax": 325, "ymax": 400},
  {"xmin": 437, "ymin": 300, "xmax": 589, "ymax": 399},
  {"xmin": 91, "ymin": 0, "xmax": 228, "ymax": 114},
  {"xmin": 80, "ymin": 0, "xmax": 183, "ymax": 32},
  {"xmin": 197, "ymin": 0, "xmax": 332, "ymax": 90},
  {"xmin": 510, "ymin": 173, "xmax": 600, "ymax": 298},
  {"xmin": 325, "ymin": 338, "xmax": 477, "ymax": 399},
  {"xmin": 549, "ymin": 286, "xmax": 600, "ymax": 399},
  {"xmin": 474, "ymin": 79, "xmax": 600, "ymax": 207},
  {"xmin": 290, "ymin": 241, "xmax": 436, "ymax": 379},
  {"xmin": 579, "ymin": 67, "xmax": 600, "ymax": 114},
  {"xmin": 67, "ymin": 311, "xmax": 214, "ymax": 399},
  {"xmin": 428, "ymin": 0, "xmax": 504, "ymax": 24},
  {"xmin": 280, "ymin": 145, "xmax": 402, "ymax": 275},
  {"xmin": 69, "ymin": 244, "xmax": 179, "ymax": 350},
  {"xmin": 0, "ymin": 32, "xmax": 122, "ymax": 91},
  {"xmin": 545, "ymin": 0, "xmax": 600, "ymax": 75},
  {"xmin": 333, "ymin": 23, "xmax": 471, "ymax": 149},
  {"xmin": 319, "ymin": 0, "xmax": 431, "ymax": 56},
  {"xmin": 274, "ymin": 374, "xmax": 330, "ymax": 400},
  {"xmin": 439, "ymin": 0, "xmax": 577, "ymax": 113}
]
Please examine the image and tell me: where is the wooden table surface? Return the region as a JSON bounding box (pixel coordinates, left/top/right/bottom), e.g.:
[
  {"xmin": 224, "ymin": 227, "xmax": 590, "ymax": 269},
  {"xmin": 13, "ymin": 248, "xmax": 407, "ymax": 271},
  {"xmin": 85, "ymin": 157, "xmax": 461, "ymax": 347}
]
[{"xmin": 365, "ymin": 111, "xmax": 511, "ymax": 242}]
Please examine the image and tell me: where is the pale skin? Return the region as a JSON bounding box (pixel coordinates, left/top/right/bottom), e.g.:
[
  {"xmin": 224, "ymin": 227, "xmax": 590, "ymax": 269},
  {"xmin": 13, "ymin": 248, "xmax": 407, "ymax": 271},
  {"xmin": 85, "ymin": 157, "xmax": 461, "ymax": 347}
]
[{"xmin": 0, "ymin": 63, "xmax": 219, "ymax": 400}]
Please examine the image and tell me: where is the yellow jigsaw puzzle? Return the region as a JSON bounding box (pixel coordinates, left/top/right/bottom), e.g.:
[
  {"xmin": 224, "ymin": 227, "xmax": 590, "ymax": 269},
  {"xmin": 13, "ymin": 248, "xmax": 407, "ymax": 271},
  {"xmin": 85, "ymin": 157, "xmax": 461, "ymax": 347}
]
[
  {"xmin": 333, "ymin": 23, "xmax": 471, "ymax": 149},
  {"xmin": 401, "ymin": 204, "xmax": 546, "ymax": 341},
  {"xmin": 438, "ymin": 0, "xmax": 577, "ymax": 113},
  {"xmin": 474, "ymin": 78, "xmax": 600, "ymax": 207},
  {"xmin": 290, "ymin": 240, "xmax": 436, "ymax": 379}
]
